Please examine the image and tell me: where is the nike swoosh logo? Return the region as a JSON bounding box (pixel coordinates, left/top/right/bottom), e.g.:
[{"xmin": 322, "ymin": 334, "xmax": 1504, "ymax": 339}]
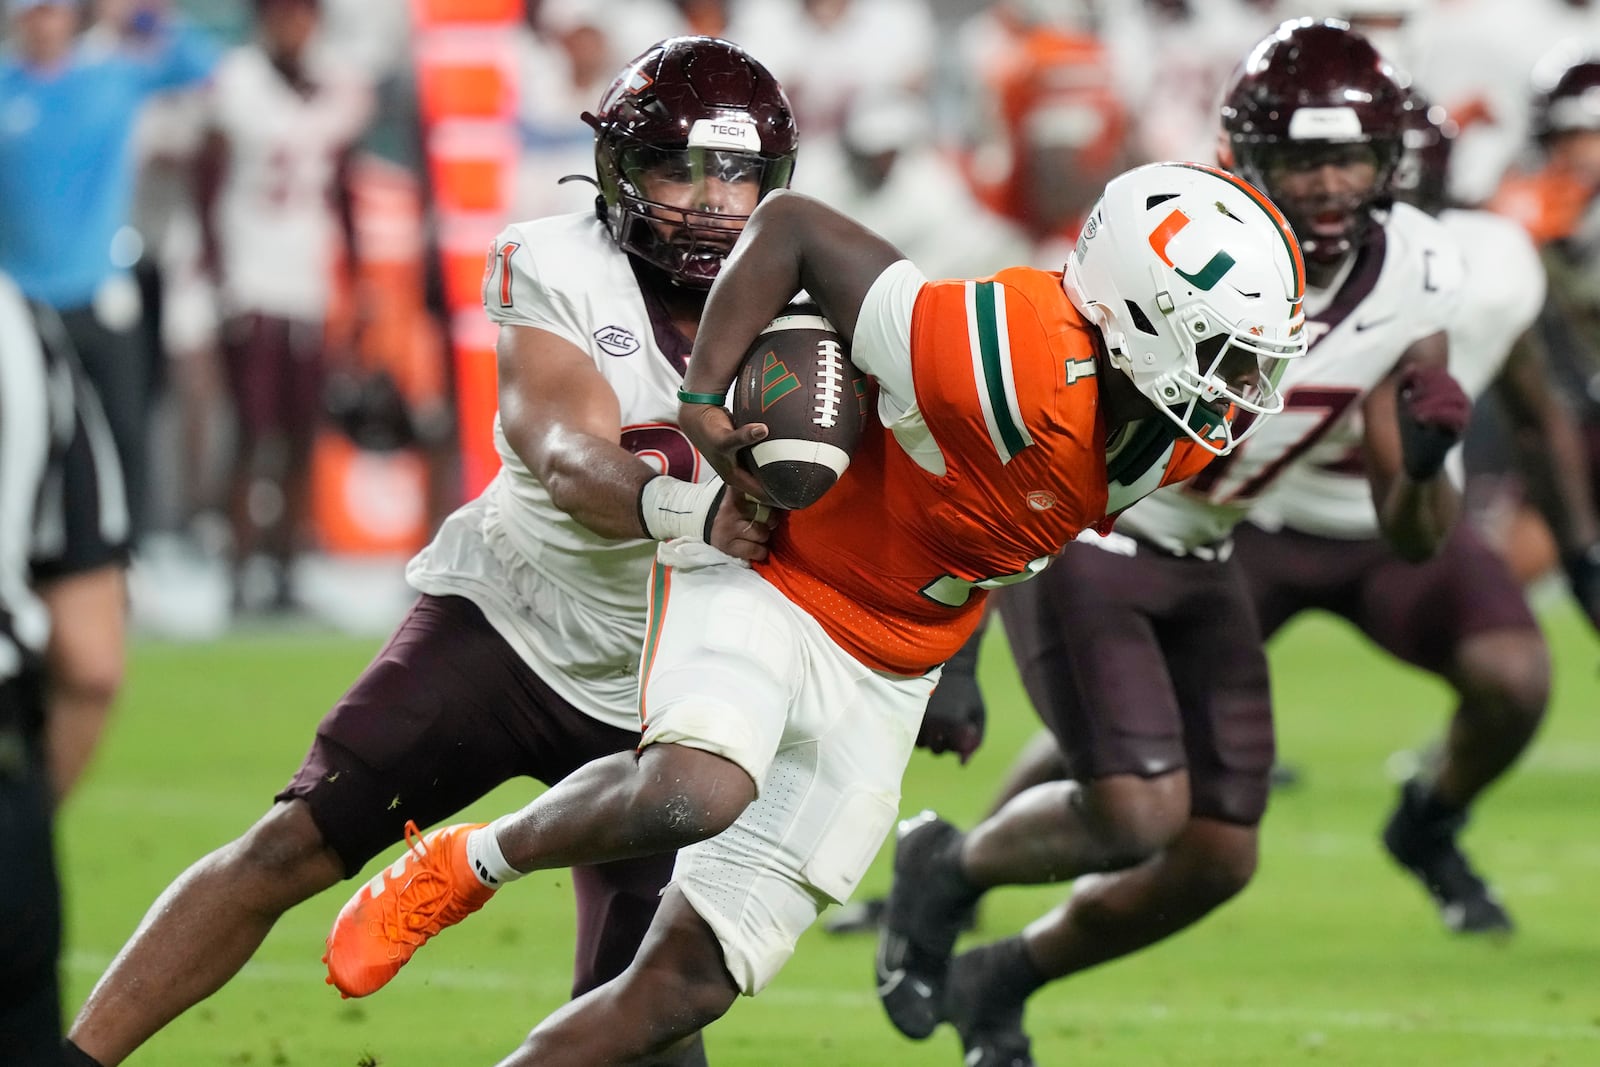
[{"xmin": 1353, "ymin": 315, "xmax": 1394, "ymax": 332}]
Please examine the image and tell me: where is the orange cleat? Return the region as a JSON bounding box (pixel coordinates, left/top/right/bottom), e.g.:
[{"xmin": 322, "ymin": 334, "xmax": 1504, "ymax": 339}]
[{"xmin": 323, "ymin": 820, "xmax": 496, "ymax": 998}]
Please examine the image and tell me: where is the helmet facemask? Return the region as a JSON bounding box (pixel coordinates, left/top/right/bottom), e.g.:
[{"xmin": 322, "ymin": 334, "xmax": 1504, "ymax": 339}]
[
  {"xmin": 601, "ymin": 135, "xmax": 794, "ymax": 287},
  {"xmin": 1081, "ymin": 277, "xmax": 1302, "ymax": 455},
  {"xmin": 1149, "ymin": 312, "xmax": 1297, "ymax": 452}
]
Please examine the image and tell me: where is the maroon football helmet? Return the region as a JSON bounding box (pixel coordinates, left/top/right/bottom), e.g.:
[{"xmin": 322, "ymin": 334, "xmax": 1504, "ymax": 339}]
[
  {"xmin": 1220, "ymin": 18, "xmax": 1410, "ymax": 264},
  {"xmin": 1532, "ymin": 48, "xmax": 1600, "ymax": 143},
  {"xmin": 1391, "ymin": 90, "xmax": 1456, "ymax": 216},
  {"xmin": 583, "ymin": 36, "xmax": 798, "ymax": 288}
]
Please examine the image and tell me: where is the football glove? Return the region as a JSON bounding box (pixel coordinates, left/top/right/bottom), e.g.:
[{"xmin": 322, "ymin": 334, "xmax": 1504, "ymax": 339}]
[
  {"xmin": 1396, "ymin": 363, "xmax": 1472, "ymax": 481},
  {"xmin": 917, "ymin": 635, "xmax": 986, "ymax": 764}
]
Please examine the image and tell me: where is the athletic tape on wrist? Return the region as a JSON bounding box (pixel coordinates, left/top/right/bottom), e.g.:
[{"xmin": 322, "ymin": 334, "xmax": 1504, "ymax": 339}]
[{"xmin": 637, "ymin": 476, "xmax": 726, "ymax": 542}]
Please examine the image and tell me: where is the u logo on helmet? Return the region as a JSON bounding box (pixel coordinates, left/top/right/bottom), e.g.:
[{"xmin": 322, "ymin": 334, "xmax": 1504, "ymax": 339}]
[{"xmin": 1147, "ymin": 209, "xmax": 1236, "ymax": 291}]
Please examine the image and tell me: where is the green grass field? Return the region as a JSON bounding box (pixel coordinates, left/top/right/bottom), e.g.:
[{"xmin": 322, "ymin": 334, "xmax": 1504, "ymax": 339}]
[{"xmin": 58, "ymin": 602, "xmax": 1600, "ymax": 1066}]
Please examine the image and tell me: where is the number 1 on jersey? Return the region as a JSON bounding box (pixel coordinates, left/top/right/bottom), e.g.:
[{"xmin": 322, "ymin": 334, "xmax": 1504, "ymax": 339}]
[{"xmin": 496, "ymin": 242, "xmax": 520, "ymax": 308}]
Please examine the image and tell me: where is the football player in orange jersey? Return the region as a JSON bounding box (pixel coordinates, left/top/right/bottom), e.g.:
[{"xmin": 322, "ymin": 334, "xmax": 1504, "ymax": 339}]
[{"xmin": 320, "ymin": 160, "xmax": 1306, "ymax": 1065}]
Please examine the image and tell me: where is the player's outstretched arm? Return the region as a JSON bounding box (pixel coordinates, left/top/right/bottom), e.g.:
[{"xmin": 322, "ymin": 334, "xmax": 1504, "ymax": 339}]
[
  {"xmin": 679, "ymin": 191, "xmax": 902, "ymax": 490},
  {"xmin": 1362, "ymin": 331, "xmax": 1468, "ymax": 561}
]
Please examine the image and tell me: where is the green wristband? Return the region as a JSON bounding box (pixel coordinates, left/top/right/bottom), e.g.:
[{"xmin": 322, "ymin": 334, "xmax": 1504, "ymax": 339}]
[{"xmin": 677, "ymin": 387, "xmax": 727, "ymax": 405}]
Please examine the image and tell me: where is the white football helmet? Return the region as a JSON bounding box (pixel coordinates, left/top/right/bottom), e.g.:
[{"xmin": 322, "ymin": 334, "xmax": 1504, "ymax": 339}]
[{"xmin": 1064, "ymin": 161, "xmax": 1307, "ymax": 455}]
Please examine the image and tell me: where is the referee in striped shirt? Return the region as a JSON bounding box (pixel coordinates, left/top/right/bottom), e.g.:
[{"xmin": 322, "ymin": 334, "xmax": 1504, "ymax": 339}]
[{"xmin": 1, "ymin": 270, "xmax": 126, "ymax": 1065}]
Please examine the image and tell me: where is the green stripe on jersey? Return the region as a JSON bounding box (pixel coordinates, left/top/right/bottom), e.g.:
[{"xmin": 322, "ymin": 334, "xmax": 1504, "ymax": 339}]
[{"xmin": 968, "ymin": 281, "xmax": 1034, "ymax": 463}]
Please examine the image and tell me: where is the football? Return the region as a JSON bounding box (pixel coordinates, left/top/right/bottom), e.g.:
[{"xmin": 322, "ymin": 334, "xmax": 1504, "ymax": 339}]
[{"xmin": 730, "ymin": 304, "xmax": 867, "ymax": 510}]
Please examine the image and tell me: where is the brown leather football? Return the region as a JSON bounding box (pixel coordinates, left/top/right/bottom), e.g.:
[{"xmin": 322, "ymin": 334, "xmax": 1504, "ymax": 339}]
[{"xmin": 730, "ymin": 304, "xmax": 867, "ymax": 509}]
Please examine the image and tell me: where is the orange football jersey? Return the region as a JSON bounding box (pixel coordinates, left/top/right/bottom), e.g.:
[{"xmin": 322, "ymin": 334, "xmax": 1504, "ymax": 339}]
[{"xmin": 755, "ymin": 267, "xmax": 1213, "ymax": 675}]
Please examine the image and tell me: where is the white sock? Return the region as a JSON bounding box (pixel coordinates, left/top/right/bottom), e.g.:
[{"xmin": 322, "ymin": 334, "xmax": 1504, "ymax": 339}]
[{"xmin": 464, "ymin": 816, "xmax": 525, "ymax": 888}]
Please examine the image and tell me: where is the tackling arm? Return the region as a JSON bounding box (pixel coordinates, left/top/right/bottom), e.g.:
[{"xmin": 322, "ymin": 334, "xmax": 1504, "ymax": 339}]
[
  {"xmin": 495, "ymin": 324, "xmax": 771, "ymax": 558},
  {"xmin": 497, "ymin": 325, "xmax": 671, "ymax": 539},
  {"xmin": 1362, "ymin": 330, "xmax": 1465, "ymax": 562}
]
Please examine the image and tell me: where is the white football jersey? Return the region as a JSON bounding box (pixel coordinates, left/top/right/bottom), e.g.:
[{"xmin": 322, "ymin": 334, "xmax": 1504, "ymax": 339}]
[
  {"xmin": 206, "ymin": 46, "xmax": 372, "ymax": 319},
  {"xmin": 1431, "ymin": 208, "xmax": 1547, "ymax": 401},
  {"xmin": 1119, "ymin": 202, "xmax": 1464, "ymax": 551},
  {"xmin": 1250, "ymin": 207, "xmax": 1543, "ymax": 539},
  {"xmin": 408, "ymin": 213, "xmax": 717, "ymax": 731}
]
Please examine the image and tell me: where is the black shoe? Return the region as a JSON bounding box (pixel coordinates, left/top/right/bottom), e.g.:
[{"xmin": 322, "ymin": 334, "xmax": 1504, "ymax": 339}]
[
  {"xmin": 944, "ymin": 949, "xmax": 1035, "ymax": 1067},
  {"xmin": 1382, "ymin": 780, "xmax": 1513, "ymax": 935},
  {"xmin": 875, "ymin": 811, "xmax": 978, "ymax": 1040},
  {"xmin": 825, "ymin": 896, "xmax": 887, "ymax": 935},
  {"xmin": 957, "ymin": 1028, "xmax": 1036, "ymax": 1067}
]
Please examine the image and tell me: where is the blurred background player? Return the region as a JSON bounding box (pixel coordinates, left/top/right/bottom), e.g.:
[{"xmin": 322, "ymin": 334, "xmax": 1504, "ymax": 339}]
[
  {"xmin": 512, "ymin": 0, "xmax": 624, "ymax": 220},
  {"xmin": 874, "ymin": 21, "xmax": 1473, "ymax": 1066},
  {"xmin": 1101, "ymin": 0, "xmax": 1281, "ymax": 168},
  {"xmin": 0, "ymin": 0, "xmax": 215, "ymax": 806},
  {"xmin": 0, "ymin": 0, "xmax": 215, "ymax": 542},
  {"xmin": 955, "ymin": 0, "xmax": 1134, "ymax": 267},
  {"xmin": 793, "ymin": 89, "xmax": 1030, "ymax": 279},
  {"xmin": 195, "ymin": 0, "xmax": 374, "ymax": 613},
  {"xmin": 125, "ymin": 79, "xmax": 226, "ymax": 550},
  {"xmin": 63, "ymin": 36, "xmax": 793, "ymax": 1067},
  {"xmin": 737, "ymin": 0, "xmax": 937, "ymax": 145},
  {"xmin": 1379, "ymin": 0, "xmax": 1600, "ymax": 207},
  {"xmin": 321, "ymin": 159, "xmax": 1307, "ymax": 1065},
  {"xmin": 1490, "ymin": 46, "xmax": 1600, "ymax": 605}
]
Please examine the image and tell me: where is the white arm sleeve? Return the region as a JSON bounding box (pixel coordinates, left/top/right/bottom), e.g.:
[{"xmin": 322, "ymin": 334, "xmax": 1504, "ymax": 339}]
[{"xmin": 849, "ymin": 259, "xmax": 925, "ymax": 415}]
